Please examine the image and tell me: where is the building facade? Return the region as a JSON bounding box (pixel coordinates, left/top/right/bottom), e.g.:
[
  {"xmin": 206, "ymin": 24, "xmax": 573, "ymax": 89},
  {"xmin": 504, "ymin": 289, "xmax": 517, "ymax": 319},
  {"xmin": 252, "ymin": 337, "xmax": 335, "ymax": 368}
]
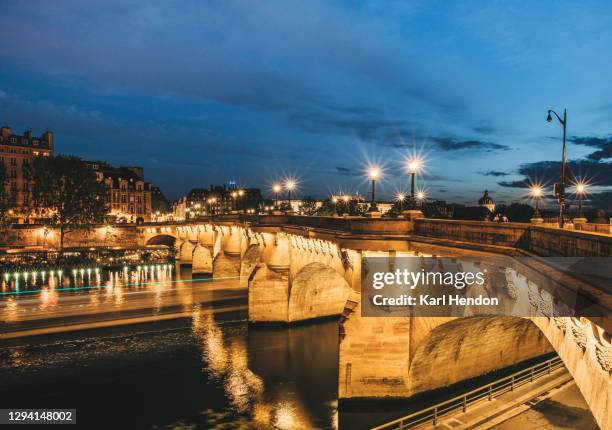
[
  {"xmin": 0, "ymin": 126, "xmax": 54, "ymax": 222},
  {"xmin": 86, "ymin": 161, "xmax": 152, "ymax": 223},
  {"xmin": 172, "ymin": 185, "xmax": 264, "ymax": 220}
]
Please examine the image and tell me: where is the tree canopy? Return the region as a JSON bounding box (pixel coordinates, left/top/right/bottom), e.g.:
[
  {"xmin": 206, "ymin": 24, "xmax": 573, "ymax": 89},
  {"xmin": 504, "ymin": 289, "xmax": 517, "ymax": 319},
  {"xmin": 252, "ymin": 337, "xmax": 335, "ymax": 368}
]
[{"xmin": 31, "ymin": 155, "xmax": 108, "ymax": 249}]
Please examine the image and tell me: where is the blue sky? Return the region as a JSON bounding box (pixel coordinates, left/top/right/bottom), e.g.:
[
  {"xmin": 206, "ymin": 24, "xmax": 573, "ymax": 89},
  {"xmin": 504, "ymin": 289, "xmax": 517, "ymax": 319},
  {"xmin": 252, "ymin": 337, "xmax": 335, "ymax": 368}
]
[{"xmin": 1, "ymin": 0, "xmax": 612, "ymax": 206}]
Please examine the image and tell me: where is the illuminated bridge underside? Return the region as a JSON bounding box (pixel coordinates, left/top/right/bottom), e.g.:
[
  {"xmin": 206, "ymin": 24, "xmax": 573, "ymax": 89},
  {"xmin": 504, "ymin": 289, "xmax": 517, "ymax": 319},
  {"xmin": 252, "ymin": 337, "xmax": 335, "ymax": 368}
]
[
  {"xmin": 140, "ymin": 222, "xmax": 611, "ymax": 430},
  {"xmin": 340, "ymin": 298, "xmax": 611, "ymax": 430}
]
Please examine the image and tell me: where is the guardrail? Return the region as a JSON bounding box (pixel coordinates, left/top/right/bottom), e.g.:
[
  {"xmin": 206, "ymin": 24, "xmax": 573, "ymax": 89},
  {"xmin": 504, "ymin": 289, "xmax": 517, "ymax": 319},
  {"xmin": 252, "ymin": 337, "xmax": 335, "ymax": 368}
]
[{"xmin": 371, "ymin": 356, "xmax": 565, "ymax": 430}]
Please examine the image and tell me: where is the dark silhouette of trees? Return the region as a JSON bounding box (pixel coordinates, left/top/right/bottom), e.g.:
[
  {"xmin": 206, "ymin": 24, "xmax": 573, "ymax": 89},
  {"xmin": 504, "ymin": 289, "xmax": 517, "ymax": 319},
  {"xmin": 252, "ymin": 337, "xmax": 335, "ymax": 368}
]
[{"xmin": 31, "ymin": 155, "xmax": 108, "ymax": 250}]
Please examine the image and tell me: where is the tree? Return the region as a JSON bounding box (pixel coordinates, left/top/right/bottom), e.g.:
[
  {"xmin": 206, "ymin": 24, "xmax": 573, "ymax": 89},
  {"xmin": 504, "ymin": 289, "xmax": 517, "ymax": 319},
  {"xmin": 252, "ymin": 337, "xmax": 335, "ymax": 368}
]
[
  {"xmin": 316, "ymin": 198, "xmax": 337, "ymax": 216},
  {"xmin": 317, "ymin": 198, "xmax": 366, "ymax": 216},
  {"xmin": 504, "ymin": 203, "xmax": 534, "ymax": 222},
  {"xmin": 300, "ymin": 196, "xmax": 317, "ymax": 215},
  {"xmin": 452, "ymin": 206, "xmax": 491, "ymax": 221},
  {"xmin": 31, "ymin": 155, "xmax": 109, "ymax": 250},
  {"xmin": 152, "ymin": 188, "xmax": 169, "ymax": 214}
]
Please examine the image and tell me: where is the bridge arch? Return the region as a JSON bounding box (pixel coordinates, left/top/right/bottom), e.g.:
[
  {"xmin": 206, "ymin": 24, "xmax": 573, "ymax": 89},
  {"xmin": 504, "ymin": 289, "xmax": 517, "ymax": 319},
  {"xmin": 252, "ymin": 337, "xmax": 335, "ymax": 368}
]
[
  {"xmin": 339, "ymin": 296, "xmax": 611, "ymax": 430},
  {"xmin": 406, "ymin": 316, "xmax": 551, "ymax": 395},
  {"xmin": 288, "ymin": 262, "xmax": 352, "ymax": 322},
  {"xmin": 145, "ymin": 234, "xmax": 177, "ymax": 247}
]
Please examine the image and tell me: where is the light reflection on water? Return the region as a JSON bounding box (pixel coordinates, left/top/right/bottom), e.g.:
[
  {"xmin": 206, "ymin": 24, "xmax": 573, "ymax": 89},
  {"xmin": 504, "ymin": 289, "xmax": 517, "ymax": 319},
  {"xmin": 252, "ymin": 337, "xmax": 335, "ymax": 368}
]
[
  {"xmin": 1, "ymin": 264, "xmax": 175, "ymax": 294},
  {"xmin": 0, "ymin": 265, "xmax": 192, "ymax": 323},
  {"xmin": 0, "ymin": 304, "xmax": 339, "ymax": 429}
]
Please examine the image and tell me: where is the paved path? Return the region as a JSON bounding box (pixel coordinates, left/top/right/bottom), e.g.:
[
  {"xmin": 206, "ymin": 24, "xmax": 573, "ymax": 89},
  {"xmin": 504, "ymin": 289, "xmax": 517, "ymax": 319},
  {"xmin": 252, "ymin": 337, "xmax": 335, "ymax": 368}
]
[
  {"xmin": 490, "ymin": 382, "xmax": 599, "ymax": 430},
  {"xmin": 412, "ymin": 369, "xmax": 598, "ymax": 430}
]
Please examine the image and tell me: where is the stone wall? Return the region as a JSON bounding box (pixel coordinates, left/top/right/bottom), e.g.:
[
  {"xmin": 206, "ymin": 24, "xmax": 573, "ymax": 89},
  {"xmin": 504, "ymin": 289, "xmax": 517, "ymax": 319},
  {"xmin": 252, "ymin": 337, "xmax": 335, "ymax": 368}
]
[
  {"xmin": 414, "ymin": 218, "xmax": 612, "ymax": 257},
  {"xmin": 339, "ymin": 307, "xmax": 552, "ymax": 400},
  {"xmin": 529, "ymin": 226, "xmax": 612, "ymax": 257},
  {"xmin": 1, "ymin": 224, "xmax": 139, "ymax": 249},
  {"xmin": 414, "ymin": 218, "xmax": 531, "ymax": 248}
]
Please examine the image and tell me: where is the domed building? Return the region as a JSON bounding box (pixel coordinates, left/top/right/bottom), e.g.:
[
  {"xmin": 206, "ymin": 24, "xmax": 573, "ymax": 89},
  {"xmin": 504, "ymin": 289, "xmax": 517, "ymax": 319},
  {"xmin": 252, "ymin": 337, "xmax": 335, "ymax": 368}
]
[{"xmin": 478, "ymin": 190, "xmax": 495, "ymax": 212}]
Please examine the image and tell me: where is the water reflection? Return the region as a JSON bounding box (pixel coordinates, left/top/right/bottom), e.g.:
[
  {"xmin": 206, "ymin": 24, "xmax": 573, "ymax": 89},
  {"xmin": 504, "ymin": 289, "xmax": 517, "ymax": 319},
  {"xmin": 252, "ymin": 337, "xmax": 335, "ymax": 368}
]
[
  {"xmin": 192, "ymin": 306, "xmax": 338, "ymax": 429},
  {"xmin": 0, "ymin": 311, "xmax": 339, "ymax": 429},
  {"xmin": 0, "ymin": 264, "xmax": 185, "ymax": 324}
]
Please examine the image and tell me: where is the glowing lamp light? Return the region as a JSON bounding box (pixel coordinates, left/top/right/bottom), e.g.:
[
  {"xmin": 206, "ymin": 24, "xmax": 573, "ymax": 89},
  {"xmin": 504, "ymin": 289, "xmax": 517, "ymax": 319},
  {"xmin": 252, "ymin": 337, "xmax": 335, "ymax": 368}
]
[
  {"xmin": 416, "ymin": 191, "xmax": 425, "ymax": 201},
  {"xmin": 576, "ymin": 183, "xmax": 586, "ymax": 194},
  {"xmin": 368, "ymin": 167, "xmax": 381, "ymax": 180},
  {"xmin": 530, "ymin": 185, "xmax": 544, "ymax": 198},
  {"xmin": 273, "ymin": 184, "xmax": 282, "ymax": 193},
  {"xmin": 407, "ymin": 159, "xmax": 421, "ymax": 174},
  {"xmin": 285, "ymin": 180, "xmax": 296, "ymax": 191},
  {"xmin": 397, "ymin": 193, "xmax": 406, "ymax": 201}
]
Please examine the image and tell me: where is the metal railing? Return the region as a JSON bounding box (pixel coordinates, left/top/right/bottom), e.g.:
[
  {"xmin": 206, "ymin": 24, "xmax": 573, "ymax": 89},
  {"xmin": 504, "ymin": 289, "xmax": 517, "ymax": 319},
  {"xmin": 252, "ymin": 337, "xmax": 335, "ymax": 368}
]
[{"xmin": 371, "ymin": 356, "xmax": 565, "ymax": 430}]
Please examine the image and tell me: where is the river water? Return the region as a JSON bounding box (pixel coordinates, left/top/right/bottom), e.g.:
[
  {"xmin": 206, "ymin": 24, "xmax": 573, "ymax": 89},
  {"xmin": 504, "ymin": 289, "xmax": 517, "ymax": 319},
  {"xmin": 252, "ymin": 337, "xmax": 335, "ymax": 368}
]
[{"xmin": 1, "ymin": 312, "xmax": 341, "ymax": 429}]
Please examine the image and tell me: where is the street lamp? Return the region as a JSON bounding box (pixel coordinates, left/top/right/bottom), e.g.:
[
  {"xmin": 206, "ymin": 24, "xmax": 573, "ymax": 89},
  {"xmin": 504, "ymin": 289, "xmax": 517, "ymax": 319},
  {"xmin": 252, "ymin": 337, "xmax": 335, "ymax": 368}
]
[
  {"xmin": 575, "ymin": 182, "xmax": 587, "ymax": 219},
  {"xmin": 530, "ymin": 185, "xmax": 544, "ymax": 218},
  {"xmin": 332, "ymin": 196, "xmax": 338, "ymax": 214},
  {"xmin": 396, "ymin": 193, "xmax": 406, "ymax": 212},
  {"xmin": 231, "ymin": 191, "xmax": 238, "ymax": 211},
  {"xmin": 546, "ymin": 108, "xmax": 567, "ymax": 228},
  {"xmin": 407, "ymin": 158, "xmax": 421, "ymax": 200},
  {"xmin": 285, "ymin": 180, "xmax": 296, "ymax": 211},
  {"xmin": 273, "ymin": 184, "xmax": 281, "ymax": 209},
  {"xmin": 367, "ymin": 167, "xmax": 380, "ymax": 213},
  {"xmin": 416, "ymin": 191, "xmax": 425, "ymax": 208},
  {"xmin": 238, "ymin": 189, "xmax": 245, "ymax": 212}
]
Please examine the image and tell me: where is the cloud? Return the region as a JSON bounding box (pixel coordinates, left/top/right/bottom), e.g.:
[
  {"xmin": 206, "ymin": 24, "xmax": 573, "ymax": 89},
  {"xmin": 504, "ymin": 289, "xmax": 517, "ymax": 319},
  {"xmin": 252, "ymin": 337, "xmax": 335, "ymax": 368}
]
[
  {"xmin": 589, "ymin": 190, "xmax": 612, "ymax": 209},
  {"xmin": 430, "ymin": 137, "xmax": 511, "ymax": 152},
  {"xmin": 569, "ymin": 135, "xmax": 612, "ymax": 161},
  {"xmin": 498, "ymin": 159, "xmax": 612, "ymax": 188},
  {"xmin": 479, "ymin": 170, "xmax": 510, "ymax": 177},
  {"xmin": 335, "ymin": 166, "xmax": 360, "ymax": 177}
]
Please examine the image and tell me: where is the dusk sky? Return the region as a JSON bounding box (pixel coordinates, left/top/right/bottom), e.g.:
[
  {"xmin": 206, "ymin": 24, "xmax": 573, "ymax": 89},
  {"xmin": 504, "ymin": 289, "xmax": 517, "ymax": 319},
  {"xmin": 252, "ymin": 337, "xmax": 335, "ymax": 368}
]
[{"xmin": 1, "ymin": 0, "xmax": 612, "ymax": 207}]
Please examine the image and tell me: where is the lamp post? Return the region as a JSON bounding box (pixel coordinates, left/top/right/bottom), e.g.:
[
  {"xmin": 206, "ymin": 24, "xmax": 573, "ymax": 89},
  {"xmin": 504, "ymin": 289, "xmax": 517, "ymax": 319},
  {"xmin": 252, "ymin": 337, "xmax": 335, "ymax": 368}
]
[
  {"xmin": 285, "ymin": 180, "xmax": 296, "ymax": 212},
  {"xmin": 407, "ymin": 159, "xmax": 420, "ymax": 200},
  {"xmin": 530, "ymin": 185, "xmax": 544, "ymax": 221},
  {"xmin": 238, "ymin": 189, "xmax": 245, "ymax": 213},
  {"xmin": 273, "ymin": 184, "xmax": 281, "ymax": 209},
  {"xmin": 416, "ymin": 191, "xmax": 425, "ymax": 209},
  {"xmin": 575, "ymin": 182, "xmax": 587, "ymax": 220},
  {"xmin": 332, "ymin": 197, "xmax": 338, "ymax": 215},
  {"xmin": 546, "ymin": 109, "xmax": 567, "ymax": 228},
  {"xmin": 231, "ymin": 191, "xmax": 237, "ymax": 212},
  {"xmin": 397, "ymin": 193, "xmax": 406, "ymax": 212},
  {"xmin": 367, "ymin": 167, "xmax": 380, "ymax": 214}
]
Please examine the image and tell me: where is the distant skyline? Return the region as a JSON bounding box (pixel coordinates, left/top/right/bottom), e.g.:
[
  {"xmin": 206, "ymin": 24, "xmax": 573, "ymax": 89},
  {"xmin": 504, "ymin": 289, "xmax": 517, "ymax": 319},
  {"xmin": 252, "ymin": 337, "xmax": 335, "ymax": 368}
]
[{"xmin": 1, "ymin": 1, "xmax": 611, "ymax": 207}]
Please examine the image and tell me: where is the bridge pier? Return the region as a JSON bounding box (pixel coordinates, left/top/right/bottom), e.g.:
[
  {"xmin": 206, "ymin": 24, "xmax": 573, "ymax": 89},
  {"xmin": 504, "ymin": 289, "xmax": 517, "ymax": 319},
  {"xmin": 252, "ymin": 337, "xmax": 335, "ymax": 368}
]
[{"xmin": 192, "ymin": 244, "xmax": 213, "ymax": 275}]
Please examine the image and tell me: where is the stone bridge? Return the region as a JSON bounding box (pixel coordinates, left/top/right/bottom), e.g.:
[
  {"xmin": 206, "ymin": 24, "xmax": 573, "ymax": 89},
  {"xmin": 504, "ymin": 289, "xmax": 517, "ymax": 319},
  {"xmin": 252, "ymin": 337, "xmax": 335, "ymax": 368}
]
[{"xmin": 139, "ymin": 217, "xmax": 612, "ymax": 429}]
